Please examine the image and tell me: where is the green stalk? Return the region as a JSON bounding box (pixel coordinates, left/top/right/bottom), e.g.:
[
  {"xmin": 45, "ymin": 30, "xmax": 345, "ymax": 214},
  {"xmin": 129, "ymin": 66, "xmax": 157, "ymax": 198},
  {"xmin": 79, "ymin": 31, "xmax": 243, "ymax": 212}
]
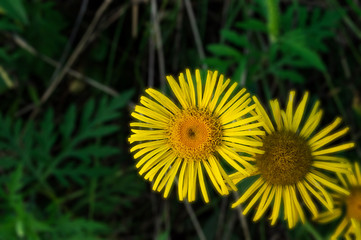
[
  {"xmin": 303, "ymin": 221, "xmax": 323, "ymax": 240},
  {"xmin": 266, "ymin": 0, "xmax": 280, "ymax": 43}
]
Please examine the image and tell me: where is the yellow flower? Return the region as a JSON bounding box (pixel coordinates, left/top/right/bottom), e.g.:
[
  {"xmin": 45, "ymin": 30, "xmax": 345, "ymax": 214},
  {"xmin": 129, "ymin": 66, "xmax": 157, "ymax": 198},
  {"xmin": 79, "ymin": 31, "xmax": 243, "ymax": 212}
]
[
  {"xmin": 129, "ymin": 69, "xmax": 263, "ymax": 202},
  {"xmin": 231, "ymin": 91, "xmax": 354, "ymax": 228},
  {"xmin": 315, "ymin": 162, "xmax": 361, "ymax": 240}
]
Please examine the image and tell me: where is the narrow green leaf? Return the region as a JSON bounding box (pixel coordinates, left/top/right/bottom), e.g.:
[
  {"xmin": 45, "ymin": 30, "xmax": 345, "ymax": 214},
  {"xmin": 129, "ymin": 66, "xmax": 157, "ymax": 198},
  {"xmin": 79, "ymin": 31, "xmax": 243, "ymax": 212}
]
[
  {"xmin": 236, "ymin": 19, "xmax": 267, "ymax": 32},
  {"xmin": 207, "ymin": 44, "xmax": 242, "ymax": 59},
  {"xmin": 81, "ymin": 98, "xmax": 95, "ymax": 127},
  {"xmin": 156, "ymin": 230, "xmax": 170, "ymax": 240},
  {"xmin": 111, "ymin": 89, "xmax": 135, "ymax": 109},
  {"xmin": 0, "ymin": 0, "xmax": 28, "ymax": 24},
  {"xmin": 203, "ymin": 57, "xmax": 231, "ymax": 73},
  {"xmin": 281, "ymin": 39, "xmax": 326, "ymax": 72},
  {"xmin": 27, "ymin": 85, "xmax": 40, "ymax": 105},
  {"xmin": 76, "ymin": 145, "xmax": 120, "ymax": 158},
  {"xmin": 8, "ymin": 164, "xmax": 23, "ymax": 198},
  {"xmin": 74, "ymin": 125, "xmax": 119, "ymax": 144},
  {"xmin": 273, "ymin": 69, "xmax": 305, "ymax": 84},
  {"xmin": 0, "ymin": 19, "xmax": 21, "ymax": 31},
  {"xmin": 61, "ymin": 104, "xmax": 76, "ymax": 139},
  {"xmin": 221, "ymin": 29, "xmax": 249, "ymax": 47}
]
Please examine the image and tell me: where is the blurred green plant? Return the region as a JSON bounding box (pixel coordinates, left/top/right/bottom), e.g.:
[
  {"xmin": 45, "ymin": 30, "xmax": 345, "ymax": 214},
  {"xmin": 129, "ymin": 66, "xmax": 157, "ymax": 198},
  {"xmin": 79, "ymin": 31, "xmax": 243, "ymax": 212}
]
[
  {"xmin": 0, "ymin": 0, "xmax": 67, "ymax": 103},
  {"xmin": 0, "ymin": 90, "xmax": 146, "ymax": 239},
  {"xmin": 0, "ymin": 0, "xmax": 359, "ymax": 239},
  {"xmin": 205, "ymin": 0, "xmax": 343, "ymax": 95}
]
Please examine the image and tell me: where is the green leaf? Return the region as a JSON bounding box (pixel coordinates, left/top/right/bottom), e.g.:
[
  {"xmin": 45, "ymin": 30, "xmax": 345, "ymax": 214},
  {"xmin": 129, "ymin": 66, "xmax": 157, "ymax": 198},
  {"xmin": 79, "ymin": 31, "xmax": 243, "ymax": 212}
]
[
  {"xmin": 37, "ymin": 109, "xmax": 56, "ymax": 154},
  {"xmin": 207, "ymin": 44, "xmax": 242, "ymax": 59},
  {"xmin": 61, "ymin": 104, "xmax": 76, "ymax": 140},
  {"xmin": 280, "ymin": 39, "xmax": 326, "ymax": 72},
  {"xmin": 27, "ymin": 85, "xmax": 40, "ymax": 105},
  {"xmin": 203, "ymin": 57, "xmax": 231, "ymax": 73},
  {"xmin": 282, "ymin": 29, "xmax": 307, "ymax": 46},
  {"xmin": 0, "ymin": 19, "xmax": 21, "ymax": 31},
  {"xmin": 55, "ymin": 164, "xmax": 113, "ymax": 187},
  {"xmin": 112, "ymin": 88, "xmax": 135, "ymax": 108},
  {"xmin": 156, "ymin": 230, "xmax": 170, "ymax": 240},
  {"xmin": 76, "ymin": 145, "xmax": 120, "ymax": 158},
  {"xmin": 273, "ymin": 69, "xmax": 305, "ymax": 84},
  {"xmin": 0, "ymin": 0, "xmax": 28, "ymax": 24},
  {"xmin": 74, "ymin": 125, "xmax": 119, "ymax": 144},
  {"xmin": 8, "ymin": 165, "xmax": 23, "ymax": 207},
  {"xmin": 221, "ymin": 29, "xmax": 249, "ymax": 47},
  {"xmin": 236, "ymin": 19, "xmax": 267, "ymax": 32},
  {"xmin": 81, "ymin": 98, "xmax": 95, "ymax": 127}
]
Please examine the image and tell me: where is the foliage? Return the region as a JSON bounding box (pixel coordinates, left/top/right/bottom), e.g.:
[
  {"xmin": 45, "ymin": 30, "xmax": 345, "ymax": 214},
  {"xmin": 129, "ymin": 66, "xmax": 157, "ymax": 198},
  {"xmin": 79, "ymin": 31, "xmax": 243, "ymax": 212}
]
[
  {"xmin": 0, "ymin": 0, "xmax": 360, "ymax": 239},
  {"xmin": 205, "ymin": 0, "xmax": 343, "ymax": 92},
  {"xmin": 0, "ymin": 90, "xmax": 146, "ymax": 239}
]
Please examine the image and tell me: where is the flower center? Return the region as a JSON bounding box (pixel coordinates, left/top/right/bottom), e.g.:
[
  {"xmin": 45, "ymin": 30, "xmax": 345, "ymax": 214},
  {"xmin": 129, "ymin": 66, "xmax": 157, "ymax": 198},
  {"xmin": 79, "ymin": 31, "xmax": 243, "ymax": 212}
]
[
  {"xmin": 346, "ymin": 187, "xmax": 361, "ymax": 220},
  {"xmin": 256, "ymin": 131, "xmax": 313, "ymax": 185},
  {"xmin": 168, "ymin": 109, "xmax": 222, "ymax": 160}
]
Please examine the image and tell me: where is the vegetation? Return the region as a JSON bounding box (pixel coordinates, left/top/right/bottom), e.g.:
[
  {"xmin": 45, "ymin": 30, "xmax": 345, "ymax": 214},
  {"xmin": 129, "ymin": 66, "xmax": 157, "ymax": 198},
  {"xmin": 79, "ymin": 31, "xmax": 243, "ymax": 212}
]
[{"xmin": 0, "ymin": 0, "xmax": 360, "ymax": 239}]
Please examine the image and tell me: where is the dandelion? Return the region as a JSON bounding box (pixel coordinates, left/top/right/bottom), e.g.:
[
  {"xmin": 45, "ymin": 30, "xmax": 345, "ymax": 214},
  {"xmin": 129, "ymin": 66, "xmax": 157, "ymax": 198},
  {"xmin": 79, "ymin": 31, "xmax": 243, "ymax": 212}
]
[
  {"xmin": 315, "ymin": 162, "xmax": 361, "ymax": 240},
  {"xmin": 129, "ymin": 69, "xmax": 263, "ymax": 202},
  {"xmin": 231, "ymin": 91, "xmax": 354, "ymax": 228}
]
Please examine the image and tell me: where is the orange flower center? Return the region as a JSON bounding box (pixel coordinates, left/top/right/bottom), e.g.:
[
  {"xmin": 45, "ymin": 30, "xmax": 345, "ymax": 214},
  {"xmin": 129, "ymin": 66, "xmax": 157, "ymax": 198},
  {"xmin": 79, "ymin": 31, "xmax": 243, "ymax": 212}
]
[
  {"xmin": 168, "ymin": 109, "xmax": 221, "ymax": 160},
  {"xmin": 346, "ymin": 187, "xmax": 361, "ymax": 220},
  {"xmin": 256, "ymin": 131, "xmax": 313, "ymax": 185}
]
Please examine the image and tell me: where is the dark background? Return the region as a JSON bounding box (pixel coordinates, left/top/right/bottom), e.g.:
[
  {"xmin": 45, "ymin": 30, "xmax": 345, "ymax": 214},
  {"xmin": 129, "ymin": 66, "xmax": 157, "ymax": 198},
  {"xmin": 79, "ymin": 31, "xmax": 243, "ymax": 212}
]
[{"xmin": 0, "ymin": 0, "xmax": 360, "ymax": 239}]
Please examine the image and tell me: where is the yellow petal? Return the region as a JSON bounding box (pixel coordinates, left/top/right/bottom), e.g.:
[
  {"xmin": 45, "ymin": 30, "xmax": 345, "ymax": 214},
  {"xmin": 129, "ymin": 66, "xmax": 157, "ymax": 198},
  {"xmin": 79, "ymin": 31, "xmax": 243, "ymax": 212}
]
[
  {"xmin": 197, "ymin": 162, "xmax": 209, "ymax": 203},
  {"xmin": 232, "ymin": 177, "xmax": 263, "ymax": 208}
]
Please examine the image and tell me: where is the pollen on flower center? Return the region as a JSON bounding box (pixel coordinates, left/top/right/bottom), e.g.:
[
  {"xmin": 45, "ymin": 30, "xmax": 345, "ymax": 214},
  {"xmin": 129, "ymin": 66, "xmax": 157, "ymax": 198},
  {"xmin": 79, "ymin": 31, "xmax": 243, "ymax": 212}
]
[
  {"xmin": 168, "ymin": 109, "xmax": 222, "ymax": 160},
  {"xmin": 256, "ymin": 131, "xmax": 313, "ymax": 185},
  {"xmin": 180, "ymin": 120, "xmax": 208, "ymax": 147},
  {"xmin": 346, "ymin": 187, "xmax": 361, "ymax": 220}
]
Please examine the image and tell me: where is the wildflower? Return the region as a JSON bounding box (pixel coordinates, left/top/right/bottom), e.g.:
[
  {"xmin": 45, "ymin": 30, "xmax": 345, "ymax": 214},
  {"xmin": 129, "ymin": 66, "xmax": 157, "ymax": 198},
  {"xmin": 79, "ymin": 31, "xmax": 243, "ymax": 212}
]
[
  {"xmin": 231, "ymin": 91, "xmax": 354, "ymax": 228},
  {"xmin": 129, "ymin": 69, "xmax": 263, "ymax": 202},
  {"xmin": 315, "ymin": 162, "xmax": 361, "ymax": 239}
]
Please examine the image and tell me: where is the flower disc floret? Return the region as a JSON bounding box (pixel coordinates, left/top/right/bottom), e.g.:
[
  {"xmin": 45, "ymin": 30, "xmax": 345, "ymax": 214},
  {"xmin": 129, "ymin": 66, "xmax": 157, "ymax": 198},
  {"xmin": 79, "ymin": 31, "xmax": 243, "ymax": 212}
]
[
  {"xmin": 168, "ymin": 109, "xmax": 222, "ymax": 161},
  {"xmin": 257, "ymin": 131, "xmax": 312, "ymax": 185},
  {"xmin": 346, "ymin": 187, "xmax": 361, "ymax": 221}
]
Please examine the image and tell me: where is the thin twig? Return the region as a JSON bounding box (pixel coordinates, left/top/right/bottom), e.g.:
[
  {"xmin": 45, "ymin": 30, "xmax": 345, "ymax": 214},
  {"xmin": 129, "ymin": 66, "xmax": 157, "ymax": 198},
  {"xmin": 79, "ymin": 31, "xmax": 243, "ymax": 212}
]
[
  {"xmin": 164, "ymin": 200, "xmax": 172, "ymax": 240},
  {"xmin": 39, "ymin": 0, "xmax": 113, "ymax": 106},
  {"xmin": 221, "ymin": 0, "xmax": 231, "ymax": 28},
  {"xmin": 50, "ymin": 0, "xmax": 89, "ymax": 83},
  {"xmin": 150, "ymin": 188, "xmax": 161, "ymax": 240},
  {"xmin": 12, "ymin": 35, "xmax": 119, "ymax": 117},
  {"xmin": 215, "ymin": 197, "xmax": 228, "ymax": 239},
  {"xmin": 172, "ymin": 0, "xmax": 183, "ymax": 72},
  {"xmin": 150, "ymin": 0, "xmax": 166, "ymax": 89},
  {"xmin": 222, "ymin": 210, "xmax": 236, "ymax": 240},
  {"xmin": 232, "ymin": 191, "xmax": 251, "ymax": 240},
  {"xmin": 184, "ymin": 200, "xmax": 207, "ymax": 240},
  {"xmin": 174, "ymin": 175, "xmax": 206, "ymax": 240},
  {"xmin": 12, "ymin": 35, "xmax": 119, "ymax": 96},
  {"xmin": 184, "ymin": 0, "xmax": 206, "ymax": 68},
  {"xmin": 89, "ymin": 4, "xmax": 129, "ymax": 42},
  {"xmin": 148, "ymin": 4, "xmax": 155, "ymax": 88},
  {"xmin": 132, "ymin": 0, "xmax": 139, "ymax": 38}
]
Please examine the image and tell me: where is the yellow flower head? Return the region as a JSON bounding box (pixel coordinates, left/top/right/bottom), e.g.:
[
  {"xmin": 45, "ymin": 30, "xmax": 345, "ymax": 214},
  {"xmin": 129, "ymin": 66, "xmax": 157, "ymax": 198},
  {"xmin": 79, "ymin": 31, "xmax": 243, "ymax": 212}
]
[
  {"xmin": 129, "ymin": 69, "xmax": 263, "ymax": 203},
  {"xmin": 231, "ymin": 91, "xmax": 354, "ymax": 228},
  {"xmin": 315, "ymin": 162, "xmax": 361, "ymax": 239}
]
